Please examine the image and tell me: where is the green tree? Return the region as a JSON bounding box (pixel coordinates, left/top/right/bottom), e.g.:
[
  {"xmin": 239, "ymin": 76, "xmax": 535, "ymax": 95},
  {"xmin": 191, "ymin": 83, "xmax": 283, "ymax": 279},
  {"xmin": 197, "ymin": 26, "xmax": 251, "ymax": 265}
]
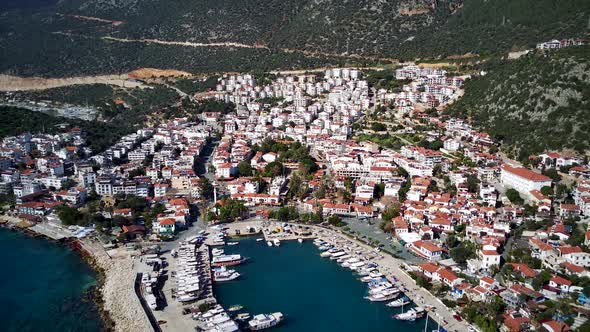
[
  {"xmin": 532, "ymin": 270, "xmax": 551, "ymax": 290},
  {"xmin": 216, "ymin": 199, "xmax": 247, "ymax": 223},
  {"xmin": 327, "ymin": 215, "xmax": 344, "ymax": 227},
  {"xmin": 237, "ymin": 161, "xmax": 253, "ymax": 176},
  {"xmin": 541, "ymin": 186, "xmax": 553, "ymax": 196},
  {"xmin": 450, "ymin": 242, "xmax": 476, "ymax": 264},
  {"xmin": 398, "ymin": 178, "xmax": 411, "ymax": 202},
  {"xmin": 506, "ymin": 188, "xmax": 524, "ymax": 205},
  {"xmin": 55, "ymin": 204, "xmax": 83, "ymax": 226},
  {"xmin": 382, "ymin": 204, "xmax": 401, "ymax": 221},
  {"xmin": 264, "ymin": 161, "xmax": 284, "ymax": 177},
  {"xmin": 269, "ymin": 206, "xmax": 299, "ymax": 221},
  {"xmin": 466, "ymin": 174, "xmax": 480, "ymax": 193},
  {"xmin": 371, "ymin": 122, "xmax": 387, "ymax": 132},
  {"xmin": 542, "ymin": 168, "xmax": 561, "ymax": 182},
  {"xmin": 198, "ymin": 178, "xmax": 214, "ymax": 200},
  {"xmin": 416, "ymin": 275, "xmax": 432, "ymax": 290}
]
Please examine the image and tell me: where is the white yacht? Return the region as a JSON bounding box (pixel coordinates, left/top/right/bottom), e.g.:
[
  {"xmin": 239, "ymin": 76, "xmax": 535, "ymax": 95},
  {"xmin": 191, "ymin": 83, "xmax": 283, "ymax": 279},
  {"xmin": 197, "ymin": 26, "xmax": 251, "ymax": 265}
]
[
  {"xmin": 320, "ymin": 248, "xmax": 339, "ymax": 257},
  {"xmin": 213, "ymin": 266, "xmax": 240, "ymax": 282},
  {"xmin": 330, "ymin": 251, "xmax": 346, "ymax": 260},
  {"xmin": 366, "ymin": 289, "xmax": 399, "ymax": 302},
  {"xmin": 267, "ymin": 241, "xmax": 273, "ymax": 247},
  {"xmin": 273, "ymin": 239, "xmax": 281, "ymax": 247},
  {"xmin": 349, "ymin": 261, "xmax": 366, "ymax": 270},
  {"xmin": 393, "ymin": 307, "xmax": 424, "ymax": 321},
  {"xmin": 248, "ymin": 312, "xmax": 284, "ymax": 330},
  {"xmin": 387, "ymin": 296, "xmax": 410, "ymax": 308}
]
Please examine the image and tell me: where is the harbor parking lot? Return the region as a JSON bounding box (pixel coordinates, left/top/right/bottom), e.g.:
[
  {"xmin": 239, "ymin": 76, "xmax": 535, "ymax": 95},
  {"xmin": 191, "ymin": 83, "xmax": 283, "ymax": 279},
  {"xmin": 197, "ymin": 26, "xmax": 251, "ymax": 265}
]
[{"xmin": 342, "ymin": 217, "xmax": 424, "ymax": 264}]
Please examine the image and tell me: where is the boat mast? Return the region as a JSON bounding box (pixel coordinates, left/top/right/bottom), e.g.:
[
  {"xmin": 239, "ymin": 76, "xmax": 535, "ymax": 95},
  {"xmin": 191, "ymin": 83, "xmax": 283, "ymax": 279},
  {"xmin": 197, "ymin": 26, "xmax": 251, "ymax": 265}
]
[{"xmin": 423, "ymin": 312, "xmax": 428, "ymax": 332}]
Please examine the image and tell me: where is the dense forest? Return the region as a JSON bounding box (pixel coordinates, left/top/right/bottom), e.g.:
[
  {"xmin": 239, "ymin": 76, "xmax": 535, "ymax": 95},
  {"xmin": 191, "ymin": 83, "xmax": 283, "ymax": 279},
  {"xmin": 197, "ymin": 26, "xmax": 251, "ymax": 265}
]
[
  {"xmin": 446, "ymin": 45, "xmax": 590, "ymax": 161},
  {"xmin": 0, "ymin": 0, "xmax": 588, "ymax": 77}
]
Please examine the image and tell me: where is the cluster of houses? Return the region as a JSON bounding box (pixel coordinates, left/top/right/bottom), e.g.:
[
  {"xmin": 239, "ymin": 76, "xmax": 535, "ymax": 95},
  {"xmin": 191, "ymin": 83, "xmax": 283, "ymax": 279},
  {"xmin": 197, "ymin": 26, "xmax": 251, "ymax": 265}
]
[
  {"xmin": 4, "ymin": 63, "xmax": 590, "ymax": 330},
  {"xmin": 207, "ymin": 69, "xmax": 371, "ymax": 206},
  {"xmin": 205, "ymin": 67, "xmax": 590, "ymax": 331},
  {"xmin": 0, "ymin": 128, "xmax": 90, "ymax": 217},
  {"xmin": 376, "ymin": 65, "xmax": 464, "ymax": 112},
  {"xmin": 1, "ymin": 117, "xmax": 218, "ymax": 238},
  {"xmin": 536, "ymin": 38, "xmax": 584, "ymax": 50}
]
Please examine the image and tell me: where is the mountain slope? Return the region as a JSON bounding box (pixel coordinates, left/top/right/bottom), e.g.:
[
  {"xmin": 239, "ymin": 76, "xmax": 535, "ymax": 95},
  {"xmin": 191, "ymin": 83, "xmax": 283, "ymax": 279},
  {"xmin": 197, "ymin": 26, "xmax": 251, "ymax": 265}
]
[
  {"xmin": 446, "ymin": 45, "xmax": 590, "ymax": 160},
  {"xmin": 0, "ymin": 0, "xmax": 588, "ymax": 76}
]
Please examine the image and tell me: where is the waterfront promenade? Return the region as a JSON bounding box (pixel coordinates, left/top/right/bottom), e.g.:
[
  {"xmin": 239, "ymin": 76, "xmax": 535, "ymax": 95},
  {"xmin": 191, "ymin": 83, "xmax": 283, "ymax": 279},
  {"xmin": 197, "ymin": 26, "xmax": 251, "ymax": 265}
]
[{"xmin": 208, "ymin": 218, "xmax": 472, "ymax": 331}]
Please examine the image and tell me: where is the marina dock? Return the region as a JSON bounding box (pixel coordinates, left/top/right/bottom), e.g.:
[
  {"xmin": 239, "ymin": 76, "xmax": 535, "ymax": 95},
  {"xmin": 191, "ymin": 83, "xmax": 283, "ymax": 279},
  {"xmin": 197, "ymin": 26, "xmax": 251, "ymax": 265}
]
[
  {"xmin": 308, "ymin": 224, "xmax": 471, "ymax": 331},
  {"xmin": 199, "ymin": 244, "xmax": 216, "ymax": 305}
]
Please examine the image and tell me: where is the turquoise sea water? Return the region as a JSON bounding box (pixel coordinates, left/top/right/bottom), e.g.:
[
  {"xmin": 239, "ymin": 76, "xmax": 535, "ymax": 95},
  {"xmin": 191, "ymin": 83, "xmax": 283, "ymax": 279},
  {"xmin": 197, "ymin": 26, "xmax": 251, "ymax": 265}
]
[
  {"xmin": 214, "ymin": 237, "xmax": 437, "ymax": 332},
  {"xmin": 0, "ymin": 228, "xmax": 104, "ymax": 332}
]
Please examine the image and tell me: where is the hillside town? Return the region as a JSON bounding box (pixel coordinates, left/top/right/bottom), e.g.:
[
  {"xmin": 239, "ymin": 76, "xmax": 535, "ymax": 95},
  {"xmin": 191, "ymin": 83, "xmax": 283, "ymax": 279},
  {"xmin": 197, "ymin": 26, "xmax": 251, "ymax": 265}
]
[{"xmin": 2, "ymin": 64, "xmax": 590, "ymax": 332}]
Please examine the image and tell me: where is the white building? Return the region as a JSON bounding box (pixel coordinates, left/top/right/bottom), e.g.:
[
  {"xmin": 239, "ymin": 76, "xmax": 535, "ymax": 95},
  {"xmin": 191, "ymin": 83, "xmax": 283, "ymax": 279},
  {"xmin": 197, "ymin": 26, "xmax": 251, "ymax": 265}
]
[{"xmin": 500, "ymin": 164, "xmax": 552, "ymax": 195}]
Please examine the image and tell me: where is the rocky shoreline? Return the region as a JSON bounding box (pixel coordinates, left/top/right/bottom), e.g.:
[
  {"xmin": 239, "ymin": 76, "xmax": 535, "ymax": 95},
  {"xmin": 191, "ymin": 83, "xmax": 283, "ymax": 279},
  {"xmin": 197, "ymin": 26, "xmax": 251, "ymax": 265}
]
[
  {"xmin": 79, "ymin": 239, "xmax": 153, "ymax": 332},
  {"xmin": 0, "ymin": 218, "xmax": 151, "ymax": 332}
]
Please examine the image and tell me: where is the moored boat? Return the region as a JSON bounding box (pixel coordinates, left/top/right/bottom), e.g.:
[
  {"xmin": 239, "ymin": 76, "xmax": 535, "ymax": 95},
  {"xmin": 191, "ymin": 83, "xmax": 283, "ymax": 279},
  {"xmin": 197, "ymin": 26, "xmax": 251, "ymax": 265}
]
[
  {"xmin": 248, "ymin": 312, "xmax": 284, "ymax": 330},
  {"xmin": 387, "ymin": 296, "xmax": 410, "ymax": 307},
  {"xmin": 213, "ymin": 267, "xmax": 240, "ymax": 282},
  {"xmin": 228, "ymin": 304, "xmax": 243, "ymax": 312},
  {"xmin": 235, "ymin": 313, "xmax": 251, "ymax": 322},
  {"xmin": 393, "ymin": 307, "xmax": 425, "ymax": 321},
  {"xmin": 211, "ymin": 254, "xmax": 245, "ymax": 267},
  {"xmin": 366, "ymin": 290, "xmax": 399, "ymax": 302},
  {"xmin": 394, "ymin": 309, "xmax": 417, "ymax": 321}
]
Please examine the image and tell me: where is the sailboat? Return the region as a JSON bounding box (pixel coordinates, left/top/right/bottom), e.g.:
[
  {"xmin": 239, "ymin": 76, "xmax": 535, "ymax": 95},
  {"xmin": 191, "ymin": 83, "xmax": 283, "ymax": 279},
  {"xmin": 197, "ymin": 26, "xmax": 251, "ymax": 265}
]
[{"xmin": 429, "ymin": 311, "xmax": 447, "ymax": 332}]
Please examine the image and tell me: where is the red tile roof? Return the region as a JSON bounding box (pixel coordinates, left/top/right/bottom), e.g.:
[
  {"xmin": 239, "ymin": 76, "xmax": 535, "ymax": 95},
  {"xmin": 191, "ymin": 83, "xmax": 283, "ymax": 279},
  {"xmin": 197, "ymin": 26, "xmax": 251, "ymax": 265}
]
[
  {"xmin": 558, "ymin": 246, "xmax": 583, "ymax": 255},
  {"xmin": 418, "ymin": 262, "xmax": 439, "ymax": 274},
  {"xmin": 550, "ymin": 275, "xmax": 572, "ymax": 286},
  {"xmin": 502, "ymin": 164, "xmax": 551, "ymax": 182}
]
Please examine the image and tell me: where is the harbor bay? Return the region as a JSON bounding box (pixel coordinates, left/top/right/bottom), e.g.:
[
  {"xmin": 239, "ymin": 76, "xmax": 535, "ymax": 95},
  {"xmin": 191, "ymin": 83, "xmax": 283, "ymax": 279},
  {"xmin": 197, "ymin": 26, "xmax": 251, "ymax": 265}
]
[
  {"xmin": 0, "ymin": 228, "xmax": 104, "ymax": 332},
  {"xmin": 213, "ymin": 236, "xmax": 436, "ymax": 332}
]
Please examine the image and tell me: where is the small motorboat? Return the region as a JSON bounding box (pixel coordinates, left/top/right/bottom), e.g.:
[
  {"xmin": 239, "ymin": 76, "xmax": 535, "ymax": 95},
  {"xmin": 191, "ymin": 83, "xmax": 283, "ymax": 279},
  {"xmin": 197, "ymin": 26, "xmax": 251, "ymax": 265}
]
[{"xmin": 228, "ymin": 304, "xmax": 243, "ymax": 312}]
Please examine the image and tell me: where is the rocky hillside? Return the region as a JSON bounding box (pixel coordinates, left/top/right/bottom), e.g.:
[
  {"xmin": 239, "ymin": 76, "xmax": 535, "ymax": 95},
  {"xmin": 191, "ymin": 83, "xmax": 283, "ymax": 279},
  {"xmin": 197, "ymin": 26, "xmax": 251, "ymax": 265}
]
[
  {"xmin": 0, "ymin": 0, "xmax": 588, "ymax": 76},
  {"xmin": 446, "ymin": 45, "xmax": 590, "ymax": 160}
]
